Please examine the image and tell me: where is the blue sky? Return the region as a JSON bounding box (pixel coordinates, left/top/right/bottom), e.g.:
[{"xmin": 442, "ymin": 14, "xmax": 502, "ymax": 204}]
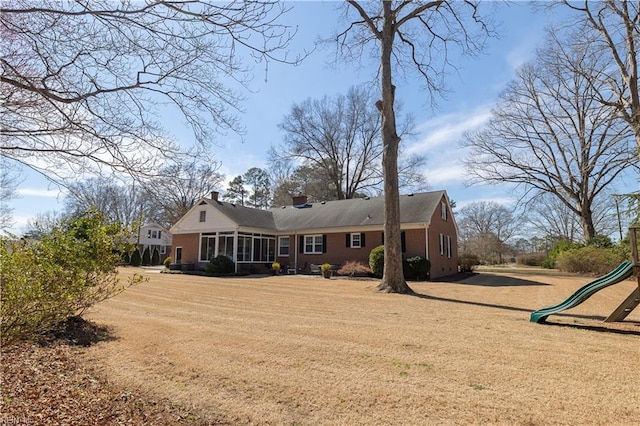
[{"xmin": 5, "ymin": 1, "xmax": 636, "ymax": 234}]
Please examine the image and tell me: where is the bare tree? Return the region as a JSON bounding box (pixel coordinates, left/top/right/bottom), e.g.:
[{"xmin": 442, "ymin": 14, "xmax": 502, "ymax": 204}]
[
  {"xmin": 559, "ymin": 0, "xmax": 640, "ymax": 152},
  {"xmin": 279, "ymin": 85, "xmax": 425, "ymax": 200},
  {"xmin": 458, "ymin": 201, "xmax": 521, "ymax": 263},
  {"xmin": 337, "ymin": 1, "xmax": 491, "ymax": 293},
  {"xmin": 0, "ymin": 158, "xmax": 21, "ymax": 231},
  {"xmin": 464, "ymin": 28, "xmax": 637, "ymax": 241},
  {"xmin": 1, "ymin": 1, "xmax": 301, "ymax": 181},
  {"xmin": 146, "ymin": 160, "xmax": 225, "ymax": 227},
  {"xmin": 270, "ymin": 165, "xmax": 340, "ymax": 207},
  {"xmin": 65, "ymin": 177, "xmax": 153, "ymax": 228},
  {"xmin": 525, "ymin": 193, "xmax": 582, "ymax": 243}
]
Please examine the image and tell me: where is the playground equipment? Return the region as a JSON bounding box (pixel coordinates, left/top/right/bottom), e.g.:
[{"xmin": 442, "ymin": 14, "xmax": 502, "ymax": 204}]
[{"xmin": 530, "ymin": 227, "xmax": 640, "ymax": 324}]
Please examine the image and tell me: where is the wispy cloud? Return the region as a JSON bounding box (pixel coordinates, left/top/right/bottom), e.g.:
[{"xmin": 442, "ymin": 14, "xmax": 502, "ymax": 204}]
[
  {"xmin": 17, "ymin": 188, "xmax": 62, "ymax": 198},
  {"xmin": 408, "ymin": 106, "xmax": 492, "ymax": 155}
]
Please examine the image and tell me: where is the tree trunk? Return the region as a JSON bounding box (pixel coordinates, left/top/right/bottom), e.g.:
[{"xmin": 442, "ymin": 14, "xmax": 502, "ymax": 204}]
[
  {"xmin": 579, "ymin": 208, "xmax": 596, "ymax": 241},
  {"xmin": 376, "ymin": 2, "xmax": 412, "ymax": 294}
]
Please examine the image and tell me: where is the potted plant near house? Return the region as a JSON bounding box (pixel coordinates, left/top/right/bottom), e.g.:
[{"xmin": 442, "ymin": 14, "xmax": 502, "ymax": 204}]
[
  {"xmin": 271, "ymin": 261, "xmax": 281, "ymax": 275},
  {"xmin": 321, "ymin": 263, "xmax": 333, "ymax": 279}
]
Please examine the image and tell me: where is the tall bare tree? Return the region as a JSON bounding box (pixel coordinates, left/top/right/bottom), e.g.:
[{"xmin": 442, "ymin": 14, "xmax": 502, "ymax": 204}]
[
  {"xmin": 559, "ymin": 0, "xmax": 640, "ymax": 152},
  {"xmin": 1, "ymin": 1, "xmax": 301, "ymax": 181},
  {"xmin": 337, "ymin": 1, "xmax": 491, "ymax": 293},
  {"xmin": 279, "ymin": 85, "xmax": 425, "ymax": 200},
  {"xmin": 465, "ymin": 28, "xmax": 637, "ymax": 241}
]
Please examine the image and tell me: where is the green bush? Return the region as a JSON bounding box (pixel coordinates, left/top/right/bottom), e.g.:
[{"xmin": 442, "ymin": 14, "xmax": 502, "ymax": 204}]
[
  {"xmin": 205, "ymin": 255, "xmax": 234, "ymax": 274},
  {"xmin": 130, "ymin": 248, "xmax": 141, "ymax": 266},
  {"xmin": 0, "ymin": 211, "xmax": 141, "ymax": 345},
  {"xmin": 141, "ymin": 246, "xmax": 151, "ymax": 266},
  {"xmin": 163, "ymin": 256, "xmax": 172, "ymax": 267},
  {"xmin": 151, "ymin": 248, "xmax": 160, "ymax": 266},
  {"xmin": 541, "ymin": 240, "xmax": 583, "ymax": 269},
  {"xmin": 369, "ymin": 245, "xmax": 385, "ymax": 278},
  {"xmin": 555, "ymin": 246, "xmax": 628, "ymax": 275},
  {"xmin": 405, "ymin": 256, "xmax": 431, "ymax": 281},
  {"xmin": 458, "ymin": 253, "xmax": 480, "ymax": 273}
]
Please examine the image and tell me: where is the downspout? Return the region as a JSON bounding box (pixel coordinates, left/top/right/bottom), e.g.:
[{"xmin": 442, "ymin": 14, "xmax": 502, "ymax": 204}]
[
  {"xmin": 294, "ymin": 232, "xmax": 298, "ymax": 274},
  {"xmin": 234, "ymin": 230, "xmax": 238, "ymax": 274},
  {"xmin": 425, "ymin": 225, "xmax": 429, "ymax": 260}
]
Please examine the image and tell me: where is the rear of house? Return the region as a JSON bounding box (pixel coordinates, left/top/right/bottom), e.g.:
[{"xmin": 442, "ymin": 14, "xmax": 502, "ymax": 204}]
[{"xmin": 170, "ymin": 191, "xmax": 458, "ymax": 279}]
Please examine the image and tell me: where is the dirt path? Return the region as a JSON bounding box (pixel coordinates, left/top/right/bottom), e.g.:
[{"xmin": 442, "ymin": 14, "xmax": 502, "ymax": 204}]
[{"xmin": 83, "ymin": 268, "xmax": 640, "ymax": 425}]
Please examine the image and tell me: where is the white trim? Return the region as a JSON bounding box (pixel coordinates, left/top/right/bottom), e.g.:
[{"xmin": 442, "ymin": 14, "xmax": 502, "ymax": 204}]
[
  {"xmin": 304, "ymin": 234, "xmax": 323, "ymax": 254},
  {"xmin": 278, "ymin": 236, "xmax": 290, "ymax": 257},
  {"xmin": 350, "ymin": 232, "xmax": 361, "ymax": 248}
]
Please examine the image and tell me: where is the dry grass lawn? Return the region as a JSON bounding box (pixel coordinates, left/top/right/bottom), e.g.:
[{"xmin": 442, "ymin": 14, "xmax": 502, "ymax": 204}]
[{"xmin": 83, "ymin": 267, "xmax": 640, "ymax": 425}]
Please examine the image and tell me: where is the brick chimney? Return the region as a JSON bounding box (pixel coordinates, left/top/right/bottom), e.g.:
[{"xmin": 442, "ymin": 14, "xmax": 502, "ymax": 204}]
[
  {"xmin": 292, "ymin": 195, "xmax": 308, "ymax": 206},
  {"xmin": 211, "ymin": 191, "xmax": 219, "ymax": 201}
]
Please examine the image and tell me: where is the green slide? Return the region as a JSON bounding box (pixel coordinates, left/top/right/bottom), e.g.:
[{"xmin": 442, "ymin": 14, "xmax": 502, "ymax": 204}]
[{"xmin": 530, "ymin": 261, "xmax": 634, "ymax": 323}]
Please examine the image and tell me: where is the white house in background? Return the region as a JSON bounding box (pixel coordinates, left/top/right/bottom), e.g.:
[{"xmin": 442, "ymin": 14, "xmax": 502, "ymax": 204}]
[{"xmin": 137, "ymin": 223, "xmax": 172, "ymax": 262}]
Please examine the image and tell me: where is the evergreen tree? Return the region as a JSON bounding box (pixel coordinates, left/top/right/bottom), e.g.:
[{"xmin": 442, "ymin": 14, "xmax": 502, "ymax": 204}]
[
  {"xmin": 130, "ymin": 249, "xmax": 141, "ymax": 267},
  {"xmin": 142, "ymin": 247, "xmax": 151, "ymax": 266},
  {"xmin": 151, "ymin": 248, "xmax": 160, "ymax": 266}
]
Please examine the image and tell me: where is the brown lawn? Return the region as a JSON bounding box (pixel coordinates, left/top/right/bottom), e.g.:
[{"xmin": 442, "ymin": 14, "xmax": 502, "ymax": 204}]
[{"xmin": 81, "ymin": 267, "xmax": 640, "ymax": 425}]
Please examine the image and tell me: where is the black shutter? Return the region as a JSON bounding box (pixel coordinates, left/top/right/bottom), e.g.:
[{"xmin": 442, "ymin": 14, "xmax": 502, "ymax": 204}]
[
  {"xmin": 361, "ymin": 233, "xmax": 366, "ymax": 247},
  {"xmin": 401, "ymin": 231, "xmax": 406, "ymax": 253},
  {"xmin": 322, "ymin": 235, "xmax": 327, "ymax": 253},
  {"xmin": 346, "ymin": 233, "xmax": 350, "ymax": 248},
  {"xmin": 382, "ymin": 232, "xmax": 385, "ymax": 245},
  {"xmin": 299, "ymin": 235, "xmax": 304, "ymax": 253}
]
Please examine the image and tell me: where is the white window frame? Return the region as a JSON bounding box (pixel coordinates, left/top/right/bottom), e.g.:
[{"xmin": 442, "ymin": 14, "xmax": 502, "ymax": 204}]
[
  {"xmin": 278, "ymin": 236, "xmax": 290, "ymax": 257},
  {"xmin": 199, "ymin": 210, "xmax": 206, "ymax": 222},
  {"xmin": 441, "ymin": 202, "xmax": 448, "ymax": 221},
  {"xmin": 439, "ymin": 233, "xmax": 445, "ymax": 256},
  {"xmin": 350, "ymin": 233, "xmax": 361, "ymax": 248},
  {"xmin": 446, "ymin": 235, "xmax": 452, "ymax": 258},
  {"xmin": 304, "ymin": 235, "xmax": 323, "ymax": 254},
  {"xmin": 160, "ymin": 245, "xmax": 166, "ymax": 255}
]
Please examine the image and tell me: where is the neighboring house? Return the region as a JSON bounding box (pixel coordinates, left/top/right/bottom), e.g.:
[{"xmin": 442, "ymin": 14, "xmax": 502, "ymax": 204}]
[
  {"xmin": 170, "ymin": 191, "xmax": 458, "ymax": 279},
  {"xmin": 137, "ymin": 223, "xmax": 172, "ymax": 263}
]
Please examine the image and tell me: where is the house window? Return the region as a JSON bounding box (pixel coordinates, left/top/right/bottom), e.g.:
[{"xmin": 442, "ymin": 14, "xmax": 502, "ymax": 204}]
[
  {"xmin": 304, "ymin": 235, "xmax": 323, "ymax": 254},
  {"xmin": 278, "ymin": 236, "xmax": 290, "ymax": 256},
  {"xmin": 160, "ymin": 245, "xmax": 166, "ymax": 254},
  {"xmin": 150, "ymin": 230, "xmax": 158, "ymax": 239},
  {"xmin": 219, "ymin": 233, "xmax": 235, "ymax": 260},
  {"xmin": 350, "ymin": 233, "xmax": 361, "ymax": 248},
  {"xmin": 439, "ymin": 233, "xmax": 445, "ymax": 256},
  {"xmin": 200, "ymin": 234, "xmax": 216, "ymax": 262},
  {"xmin": 237, "ymin": 235, "xmax": 252, "ymax": 262},
  {"xmin": 199, "ymin": 211, "xmax": 206, "ymax": 222},
  {"xmin": 446, "ymin": 235, "xmax": 452, "ymax": 258},
  {"xmin": 175, "ymin": 247, "xmax": 182, "ymax": 263},
  {"xmin": 441, "ymin": 202, "xmax": 448, "ymax": 221}
]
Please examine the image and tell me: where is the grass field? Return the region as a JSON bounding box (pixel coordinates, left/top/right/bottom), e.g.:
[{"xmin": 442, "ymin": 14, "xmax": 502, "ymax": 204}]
[{"xmin": 83, "ymin": 267, "xmax": 640, "ymax": 425}]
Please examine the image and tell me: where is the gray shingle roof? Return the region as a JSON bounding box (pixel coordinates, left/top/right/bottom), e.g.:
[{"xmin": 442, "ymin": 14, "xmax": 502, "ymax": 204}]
[
  {"xmin": 205, "ymin": 191, "xmax": 446, "ymax": 232},
  {"xmin": 271, "ymin": 191, "xmax": 445, "ymax": 231},
  {"xmin": 204, "ymin": 199, "xmax": 277, "ymax": 229}
]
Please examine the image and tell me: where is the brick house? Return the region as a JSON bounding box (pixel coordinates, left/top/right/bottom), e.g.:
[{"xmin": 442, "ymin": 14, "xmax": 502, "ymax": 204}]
[{"xmin": 169, "ymin": 190, "xmax": 458, "ymax": 279}]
